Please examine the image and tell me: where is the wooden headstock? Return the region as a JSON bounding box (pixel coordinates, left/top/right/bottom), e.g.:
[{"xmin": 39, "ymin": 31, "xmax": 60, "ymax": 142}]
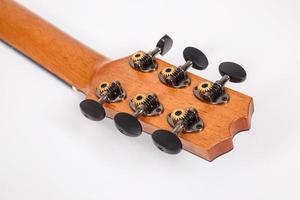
[
  {"xmin": 0, "ymin": 0, "xmax": 254, "ymax": 161},
  {"xmin": 84, "ymin": 56, "xmax": 253, "ymax": 161}
]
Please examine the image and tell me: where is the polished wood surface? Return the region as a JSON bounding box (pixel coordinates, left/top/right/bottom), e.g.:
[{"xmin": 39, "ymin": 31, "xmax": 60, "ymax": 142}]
[
  {"xmin": 0, "ymin": 0, "xmax": 254, "ymax": 161},
  {"xmin": 0, "ymin": 0, "xmax": 108, "ymax": 92},
  {"xmin": 86, "ymin": 58, "xmax": 253, "ymax": 161}
]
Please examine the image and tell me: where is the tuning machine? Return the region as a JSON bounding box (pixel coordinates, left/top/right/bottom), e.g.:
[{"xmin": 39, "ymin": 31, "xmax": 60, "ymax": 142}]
[
  {"xmin": 194, "ymin": 62, "xmax": 247, "ymax": 104},
  {"xmin": 80, "ymin": 81, "xmax": 126, "ymax": 121},
  {"xmin": 114, "ymin": 93, "xmax": 164, "ymax": 137},
  {"xmin": 129, "ymin": 35, "xmax": 173, "ymax": 72},
  {"xmin": 152, "ymin": 107, "xmax": 203, "ymax": 154},
  {"xmin": 158, "ymin": 47, "xmax": 208, "ymax": 88}
]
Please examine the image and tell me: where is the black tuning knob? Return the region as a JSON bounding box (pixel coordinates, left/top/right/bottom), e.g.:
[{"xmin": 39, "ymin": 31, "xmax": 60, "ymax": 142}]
[
  {"xmin": 152, "ymin": 108, "xmax": 204, "ymax": 154},
  {"xmin": 152, "ymin": 129, "xmax": 182, "ymax": 154},
  {"xmin": 80, "ymin": 81, "xmax": 126, "ymax": 121},
  {"xmin": 183, "ymin": 47, "xmax": 208, "ymax": 70},
  {"xmin": 114, "ymin": 93, "xmax": 164, "ymax": 137},
  {"xmin": 155, "ymin": 35, "xmax": 173, "ymax": 56},
  {"xmin": 158, "ymin": 47, "xmax": 208, "ymax": 88},
  {"xmin": 194, "ymin": 62, "xmax": 247, "ymax": 104},
  {"xmin": 219, "ymin": 62, "xmax": 246, "ymax": 83},
  {"xmin": 129, "ymin": 35, "xmax": 173, "ymax": 73},
  {"xmin": 114, "ymin": 112, "xmax": 143, "ymax": 137},
  {"xmin": 80, "ymin": 99, "xmax": 106, "ymax": 121}
]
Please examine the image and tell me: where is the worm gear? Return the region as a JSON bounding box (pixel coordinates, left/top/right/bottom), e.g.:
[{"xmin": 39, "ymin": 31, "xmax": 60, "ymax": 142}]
[
  {"xmin": 193, "ymin": 62, "xmax": 247, "ymax": 105},
  {"xmin": 129, "ymin": 93, "xmax": 164, "ymax": 117},
  {"xmin": 132, "ymin": 94, "xmax": 148, "ymax": 108},
  {"xmin": 80, "ymin": 80, "xmax": 126, "ymax": 122},
  {"xmin": 161, "ymin": 66, "xmax": 176, "ymax": 79},
  {"xmin": 128, "ymin": 35, "xmax": 173, "ymax": 73},
  {"xmin": 197, "ymin": 82, "xmax": 213, "ymax": 95},
  {"xmin": 167, "ymin": 108, "xmax": 204, "ymax": 133},
  {"xmin": 158, "ymin": 47, "xmax": 209, "ymax": 88},
  {"xmin": 170, "ymin": 109, "xmax": 187, "ymax": 124},
  {"xmin": 97, "ymin": 82, "xmax": 111, "ymax": 96},
  {"xmin": 129, "ymin": 51, "xmax": 157, "ymax": 72},
  {"xmin": 96, "ymin": 81, "xmax": 126, "ymax": 103},
  {"xmin": 114, "ymin": 92, "xmax": 164, "ymax": 137},
  {"xmin": 152, "ymin": 107, "xmax": 204, "ymax": 154},
  {"xmin": 131, "ymin": 51, "xmax": 146, "ymax": 62}
]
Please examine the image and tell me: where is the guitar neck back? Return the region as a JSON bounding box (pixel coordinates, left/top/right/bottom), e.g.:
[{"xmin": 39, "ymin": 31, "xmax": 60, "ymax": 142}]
[{"xmin": 0, "ymin": 0, "xmax": 108, "ymax": 92}]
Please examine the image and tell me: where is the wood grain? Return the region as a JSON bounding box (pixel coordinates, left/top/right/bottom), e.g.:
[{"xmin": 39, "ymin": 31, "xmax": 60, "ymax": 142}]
[
  {"xmin": 86, "ymin": 57, "xmax": 254, "ymax": 161},
  {"xmin": 0, "ymin": 0, "xmax": 254, "ymax": 161},
  {"xmin": 0, "ymin": 0, "xmax": 108, "ymax": 92}
]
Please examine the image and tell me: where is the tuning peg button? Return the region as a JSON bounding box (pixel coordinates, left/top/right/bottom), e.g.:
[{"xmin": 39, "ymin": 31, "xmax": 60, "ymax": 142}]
[
  {"xmin": 152, "ymin": 129, "xmax": 182, "ymax": 154},
  {"xmin": 80, "ymin": 99, "xmax": 106, "ymax": 121},
  {"xmin": 183, "ymin": 47, "xmax": 208, "ymax": 70},
  {"xmin": 158, "ymin": 47, "xmax": 208, "ymax": 88},
  {"xmin": 152, "ymin": 108, "xmax": 203, "ymax": 154},
  {"xmin": 219, "ymin": 62, "xmax": 246, "ymax": 83},
  {"xmin": 114, "ymin": 93, "xmax": 164, "ymax": 137},
  {"xmin": 114, "ymin": 113, "xmax": 143, "ymax": 137},
  {"xmin": 80, "ymin": 81, "xmax": 126, "ymax": 121},
  {"xmin": 154, "ymin": 34, "xmax": 173, "ymax": 56},
  {"xmin": 129, "ymin": 35, "xmax": 173, "ymax": 73},
  {"xmin": 193, "ymin": 62, "xmax": 247, "ymax": 104}
]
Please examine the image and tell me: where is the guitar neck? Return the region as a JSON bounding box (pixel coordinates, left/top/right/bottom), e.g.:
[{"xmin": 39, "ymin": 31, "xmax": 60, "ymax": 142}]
[
  {"xmin": 0, "ymin": 0, "xmax": 254, "ymax": 161},
  {"xmin": 0, "ymin": 0, "xmax": 109, "ymax": 92}
]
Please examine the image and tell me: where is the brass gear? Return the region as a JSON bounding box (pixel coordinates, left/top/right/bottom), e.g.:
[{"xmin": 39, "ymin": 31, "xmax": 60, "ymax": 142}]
[
  {"xmin": 132, "ymin": 94, "xmax": 147, "ymax": 108},
  {"xmin": 131, "ymin": 51, "xmax": 146, "ymax": 62},
  {"xmin": 161, "ymin": 66, "xmax": 176, "ymax": 79},
  {"xmin": 197, "ymin": 82, "xmax": 213, "ymax": 95},
  {"xmin": 171, "ymin": 108, "xmax": 187, "ymax": 123},
  {"xmin": 97, "ymin": 82, "xmax": 110, "ymax": 95}
]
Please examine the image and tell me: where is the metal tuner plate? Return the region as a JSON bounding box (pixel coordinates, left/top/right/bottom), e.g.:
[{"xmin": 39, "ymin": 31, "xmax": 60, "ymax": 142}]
[
  {"xmin": 193, "ymin": 86, "xmax": 230, "ymax": 105},
  {"xmin": 167, "ymin": 109, "xmax": 204, "ymax": 133},
  {"xmin": 129, "ymin": 93, "xmax": 164, "ymax": 117},
  {"xmin": 158, "ymin": 71, "xmax": 191, "ymax": 88}
]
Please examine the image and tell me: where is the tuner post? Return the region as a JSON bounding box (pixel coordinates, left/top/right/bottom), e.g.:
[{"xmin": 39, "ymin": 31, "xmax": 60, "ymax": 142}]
[
  {"xmin": 149, "ymin": 47, "xmax": 161, "ymax": 57},
  {"xmin": 80, "ymin": 81, "xmax": 126, "ymax": 121},
  {"xmin": 129, "ymin": 35, "xmax": 173, "ymax": 73},
  {"xmin": 194, "ymin": 62, "xmax": 247, "ymax": 104},
  {"xmin": 158, "ymin": 47, "xmax": 208, "ymax": 88},
  {"xmin": 114, "ymin": 93, "xmax": 164, "ymax": 137},
  {"xmin": 152, "ymin": 107, "xmax": 204, "ymax": 154}
]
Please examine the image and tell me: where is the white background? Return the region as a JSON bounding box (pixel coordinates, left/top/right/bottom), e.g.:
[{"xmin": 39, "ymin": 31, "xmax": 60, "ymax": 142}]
[{"xmin": 1, "ymin": 0, "xmax": 300, "ymax": 199}]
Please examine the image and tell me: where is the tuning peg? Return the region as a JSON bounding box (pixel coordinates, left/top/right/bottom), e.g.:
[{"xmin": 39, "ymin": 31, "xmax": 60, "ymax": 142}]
[
  {"xmin": 80, "ymin": 81, "xmax": 126, "ymax": 121},
  {"xmin": 219, "ymin": 62, "xmax": 246, "ymax": 83},
  {"xmin": 129, "ymin": 34, "xmax": 173, "ymax": 73},
  {"xmin": 183, "ymin": 47, "xmax": 209, "ymax": 70},
  {"xmin": 193, "ymin": 62, "xmax": 247, "ymax": 104},
  {"xmin": 158, "ymin": 47, "xmax": 208, "ymax": 88},
  {"xmin": 154, "ymin": 34, "xmax": 173, "ymax": 56},
  {"xmin": 114, "ymin": 93, "xmax": 164, "ymax": 137},
  {"xmin": 80, "ymin": 99, "xmax": 106, "ymax": 121},
  {"xmin": 152, "ymin": 108, "xmax": 203, "ymax": 154}
]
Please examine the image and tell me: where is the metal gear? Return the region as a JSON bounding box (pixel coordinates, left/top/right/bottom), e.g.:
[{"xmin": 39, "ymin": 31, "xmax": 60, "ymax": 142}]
[
  {"xmin": 161, "ymin": 66, "xmax": 176, "ymax": 79},
  {"xmin": 97, "ymin": 82, "xmax": 111, "ymax": 95},
  {"xmin": 132, "ymin": 94, "xmax": 147, "ymax": 108},
  {"xmin": 131, "ymin": 51, "xmax": 146, "ymax": 62},
  {"xmin": 170, "ymin": 108, "xmax": 187, "ymax": 124},
  {"xmin": 197, "ymin": 82, "xmax": 213, "ymax": 95}
]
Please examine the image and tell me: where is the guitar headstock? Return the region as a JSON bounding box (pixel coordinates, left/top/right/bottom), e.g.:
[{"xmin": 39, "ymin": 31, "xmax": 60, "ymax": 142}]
[{"xmin": 81, "ymin": 35, "xmax": 254, "ymax": 161}]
